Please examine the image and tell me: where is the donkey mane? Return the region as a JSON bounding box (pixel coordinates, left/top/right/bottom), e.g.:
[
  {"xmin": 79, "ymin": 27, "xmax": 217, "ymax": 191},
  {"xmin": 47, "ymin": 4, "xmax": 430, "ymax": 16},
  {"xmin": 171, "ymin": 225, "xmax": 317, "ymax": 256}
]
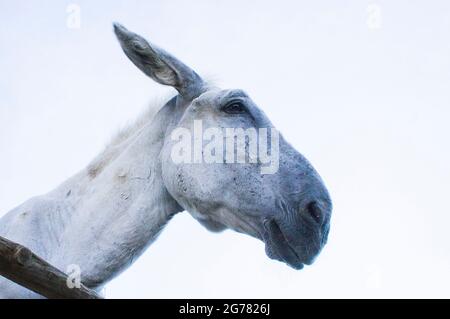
[
  {"xmin": 87, "ymin": 96, "xmax": 169, "ymax": 178},
  {"xmin": 86, "ymin": 76, "xmax": 216, "ymax": 179}
]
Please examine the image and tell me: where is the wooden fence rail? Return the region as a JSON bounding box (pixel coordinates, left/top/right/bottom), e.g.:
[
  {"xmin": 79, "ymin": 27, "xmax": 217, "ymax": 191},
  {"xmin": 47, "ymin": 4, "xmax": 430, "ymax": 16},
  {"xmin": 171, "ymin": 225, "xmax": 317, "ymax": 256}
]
[{"xmin": 0, "ymin": 236, "xmax": 101, "ymax": 299}]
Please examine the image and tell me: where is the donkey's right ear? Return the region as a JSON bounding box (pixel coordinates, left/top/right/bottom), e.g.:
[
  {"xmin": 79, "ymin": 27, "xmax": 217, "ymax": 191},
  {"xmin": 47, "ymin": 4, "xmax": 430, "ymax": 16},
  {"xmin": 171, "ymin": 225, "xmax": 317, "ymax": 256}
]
[{"xmin": 113, "ymin": 23, "xmax": 205, "ymax": 100}]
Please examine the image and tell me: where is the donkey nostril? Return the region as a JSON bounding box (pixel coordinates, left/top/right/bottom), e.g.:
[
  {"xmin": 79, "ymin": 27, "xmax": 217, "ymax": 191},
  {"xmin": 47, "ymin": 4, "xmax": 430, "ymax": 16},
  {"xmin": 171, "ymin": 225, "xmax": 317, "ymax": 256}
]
[{"xmin": 306, "ymin": 201, "xmax": 322, "ymax": 223}]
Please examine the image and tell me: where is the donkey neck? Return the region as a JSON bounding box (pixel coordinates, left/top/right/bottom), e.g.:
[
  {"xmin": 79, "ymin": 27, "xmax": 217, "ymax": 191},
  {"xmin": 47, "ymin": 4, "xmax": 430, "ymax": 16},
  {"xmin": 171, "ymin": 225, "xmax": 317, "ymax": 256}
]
[{"xmin": 50, "ymin": 97, "xmax": 185, "ymax": 287}]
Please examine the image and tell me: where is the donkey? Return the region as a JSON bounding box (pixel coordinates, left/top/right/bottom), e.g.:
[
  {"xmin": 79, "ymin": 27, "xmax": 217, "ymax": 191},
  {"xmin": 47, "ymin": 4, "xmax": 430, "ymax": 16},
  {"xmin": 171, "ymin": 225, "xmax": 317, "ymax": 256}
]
[{"xmin": 0, "ymin": 23, "xmax": 332, "ymax": 298}]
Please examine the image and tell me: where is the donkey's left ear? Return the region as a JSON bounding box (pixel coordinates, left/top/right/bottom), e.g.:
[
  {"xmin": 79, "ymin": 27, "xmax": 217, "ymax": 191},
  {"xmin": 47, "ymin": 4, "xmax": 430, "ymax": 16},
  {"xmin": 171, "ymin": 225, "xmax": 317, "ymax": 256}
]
[{"xmin": 113, "ymin": 23, "xmax": 205, "ymax": 100}]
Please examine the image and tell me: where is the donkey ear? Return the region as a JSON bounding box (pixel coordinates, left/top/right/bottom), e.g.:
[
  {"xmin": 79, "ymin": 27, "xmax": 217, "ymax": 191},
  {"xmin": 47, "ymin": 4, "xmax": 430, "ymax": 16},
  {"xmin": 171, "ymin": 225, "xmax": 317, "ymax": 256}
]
[{"xmin": 113, "ymin": 23, "xmax": 205, "ymax": 100}]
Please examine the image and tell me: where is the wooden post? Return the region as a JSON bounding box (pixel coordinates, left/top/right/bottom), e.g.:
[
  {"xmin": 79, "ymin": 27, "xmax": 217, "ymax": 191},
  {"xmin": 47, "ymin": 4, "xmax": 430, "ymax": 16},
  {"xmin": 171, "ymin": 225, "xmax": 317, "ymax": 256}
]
[{"xmin": 0, "ymin": 236, "xmax": 101, "ymax": 299}]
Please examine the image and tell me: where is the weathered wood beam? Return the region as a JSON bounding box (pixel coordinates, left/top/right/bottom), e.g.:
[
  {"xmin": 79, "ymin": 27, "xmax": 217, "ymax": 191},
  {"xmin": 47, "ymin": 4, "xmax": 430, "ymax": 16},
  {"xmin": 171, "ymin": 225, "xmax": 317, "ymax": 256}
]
[{"xmin": 0, "ymin": 236, "xmax": 101, "ymax": 299}]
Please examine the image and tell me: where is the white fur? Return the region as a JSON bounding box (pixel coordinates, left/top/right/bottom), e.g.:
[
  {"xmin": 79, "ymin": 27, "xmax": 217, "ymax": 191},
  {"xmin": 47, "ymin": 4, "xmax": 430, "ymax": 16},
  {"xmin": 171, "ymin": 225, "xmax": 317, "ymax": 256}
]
[{"xmin": 0, "ymin": 99, "xmax": 181, "ymax": 298}]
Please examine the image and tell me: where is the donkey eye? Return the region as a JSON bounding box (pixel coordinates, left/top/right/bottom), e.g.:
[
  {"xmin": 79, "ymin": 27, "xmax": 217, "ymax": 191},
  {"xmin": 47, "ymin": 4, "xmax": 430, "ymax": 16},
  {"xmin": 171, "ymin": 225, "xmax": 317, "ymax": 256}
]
[{"xmin": 222, "ymin": 101, "xmax": 246, "ymax": 114}]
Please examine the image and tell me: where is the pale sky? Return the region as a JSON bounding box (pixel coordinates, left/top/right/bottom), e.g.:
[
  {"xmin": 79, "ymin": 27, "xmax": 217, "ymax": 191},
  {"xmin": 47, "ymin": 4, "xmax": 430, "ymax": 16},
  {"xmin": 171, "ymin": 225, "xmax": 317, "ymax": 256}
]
[{"xmin": 1, "ymin": 0, "xmax": 449, "ymax": 298}]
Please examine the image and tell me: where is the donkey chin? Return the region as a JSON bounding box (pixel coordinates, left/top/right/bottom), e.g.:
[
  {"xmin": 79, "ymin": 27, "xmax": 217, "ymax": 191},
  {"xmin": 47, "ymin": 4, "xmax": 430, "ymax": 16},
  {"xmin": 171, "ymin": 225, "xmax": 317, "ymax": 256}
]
[{"xmin": 261, "ymin": 209, "xmax": 330, "ymax": 270}]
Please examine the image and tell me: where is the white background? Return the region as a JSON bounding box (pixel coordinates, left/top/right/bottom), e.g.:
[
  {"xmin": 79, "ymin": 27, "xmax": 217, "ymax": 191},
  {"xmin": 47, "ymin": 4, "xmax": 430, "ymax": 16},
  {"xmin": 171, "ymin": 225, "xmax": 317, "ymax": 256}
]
[{"xmin": 1, "ymin": 1, "xmax": 449, "ymax": 298}]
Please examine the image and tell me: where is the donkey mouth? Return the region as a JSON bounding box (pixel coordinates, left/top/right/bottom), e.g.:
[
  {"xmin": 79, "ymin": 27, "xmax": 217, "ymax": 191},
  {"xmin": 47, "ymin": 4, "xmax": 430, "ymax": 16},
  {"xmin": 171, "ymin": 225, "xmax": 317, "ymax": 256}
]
[{"xmin": 263, "ymin": 219, "xmax": 305, "ymax": 270}]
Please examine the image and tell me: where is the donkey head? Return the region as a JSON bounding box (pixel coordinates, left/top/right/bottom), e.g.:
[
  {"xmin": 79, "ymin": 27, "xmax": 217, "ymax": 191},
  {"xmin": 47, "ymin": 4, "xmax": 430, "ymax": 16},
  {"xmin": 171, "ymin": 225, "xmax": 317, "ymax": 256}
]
[{"xmin": 114, "ymin": 23, "xmax": 332, "ymax": 270}]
